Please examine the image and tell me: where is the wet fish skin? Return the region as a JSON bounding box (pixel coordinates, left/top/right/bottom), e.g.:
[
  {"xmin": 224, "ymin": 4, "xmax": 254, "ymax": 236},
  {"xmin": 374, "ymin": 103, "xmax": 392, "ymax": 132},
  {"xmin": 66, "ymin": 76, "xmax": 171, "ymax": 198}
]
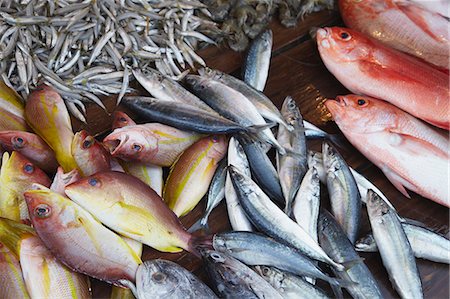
[
  {"xmin": 228, "ymin": 166, "xmax": 344, "ymax": 270},
  {"xmin": 19, "ymin": 235, "xmax": 91, "ymax": 299},
  {"xmin": 356, "ymin": 223, "xmax": 450, "ymax": 264},
  {"xmin": 254, "ymin": 265, "xmax": 330, "ymax": 299},
  {"xmin": 0, "ymin": 152, "xmax": 51, "ymax": 222},
  {"xmin": 112, "ymin": 111, "xmax": 136, "ymax": 129},
  {"xmin": 366, "ymin": 190, "xmax": 423, "ymax": 299},
  {"xmin": 123, "ymin": 96, "xmax": 251, "ymax": 134},
  {"xmin": 186, "ymin": 75, "xmax": 285, "ymax": 154},
  {"xmin": 242, "ymin": 29, "xmax": 272, "ymax": 91},
  {"xmin": 325, "ymin": 94, "xmax": 450, "ymax": 207},
  {"xmin": 121, "ymin": 161, "xmax": 163, "ymax": 196},
  {"xmin": 72, "ymin": 130, "xmax": 111, "ymax": 176},
  {"xmin": 0, "ymin": 130, "xmax": 57, "ymax": 173},
  {"xmin": 0, "ymin": 243, "xmax": 30, "ymax": 299},
  {"xmin": 318, "ymin": 209, "xmax": 383, "ymax": 299},
  {"xmin": 164, "ymin": 135, "xmax": 228, "ymax": 217},
  {"xmin": 136, "ymin": 259, "xmax": 217, "ymax": 299},
  {"xmin": 25, "ymin": 186, "xmax": 141, "ymax": 286},
  {"xmin": 238, "ymin": 135, "xmax": 284, "ymax": 204},
  {"xmin": 225, "ymin": 137, "xmax": 254, "ymax": 231},
  {"xmin": 323, "ymin": 142, "xmax": 361, "ymax": 244},
  {"xmin": 65, "ymin": 171, "xmax": 195, "ymax": 254},
  {"xmin": 277, "ymin": 96, "xmax": 307, "ymax": 215},
  {"xmin": 25, "ymin": 84, "xmax": 78, "ymax": 172},
  {"xmin": 0, "ymin": 80, "xmax": 29, "ymax": 131},
  {"xmin": 103, "ymin": 123, "xmax": 201, "ymax": 167},
  {"xmin": 317, "ymin": 27, "xmax": 449, "ymax": 129},
  {"xmin": 212, "ymin": 231, "xmax": 345, "ymax": 285},
  {"xmin": 200, "ymin": 248, "xmax": 283, "ymax": 299}
]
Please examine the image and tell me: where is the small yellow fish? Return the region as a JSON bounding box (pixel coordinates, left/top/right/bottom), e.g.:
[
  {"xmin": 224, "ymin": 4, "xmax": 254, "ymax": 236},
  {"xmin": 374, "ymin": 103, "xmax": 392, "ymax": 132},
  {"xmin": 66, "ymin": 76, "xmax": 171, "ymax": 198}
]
[
  {"xmin": 164, "ymin": 135, "xmax": 228, "ymax": 217},
  {"xmin": 0, "ymin": 81, "xmax": 29, "ymax": 131},
  {"xmin": 25, "ymin": 85, "xmax": 77, "ymax": 172}
]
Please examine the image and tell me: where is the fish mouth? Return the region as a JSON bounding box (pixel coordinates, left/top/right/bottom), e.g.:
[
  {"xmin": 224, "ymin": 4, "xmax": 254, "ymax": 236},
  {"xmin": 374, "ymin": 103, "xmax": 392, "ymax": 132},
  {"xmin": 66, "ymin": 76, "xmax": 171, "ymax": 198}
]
[
  {"xmin": 316, "ymin": 27, "xmax": 330, "ymax": 40},
  {"xmin": 103, "ymin": 135, "xmax": 129, "ymax": 156},
  {"xmin": 316, "ymin": 27, "xmax": 332, "ymax": 49},
  {"xmin": 324, "ymin": 97, "xmax": 346, "ymax": 118}
]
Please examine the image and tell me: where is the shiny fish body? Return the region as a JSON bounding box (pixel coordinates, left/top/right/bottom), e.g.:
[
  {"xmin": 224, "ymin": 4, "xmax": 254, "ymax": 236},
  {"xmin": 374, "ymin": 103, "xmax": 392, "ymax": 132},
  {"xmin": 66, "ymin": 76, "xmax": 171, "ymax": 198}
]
[
  {"xmin": 186, "ymin": 75, "xmax": 285, "ymax": 154},
  {"xmin": 136, "ymin": 259, "xmax": 217, "ymax": 299},
  {"xmin": 0, "ymin": 81, "xmax": 29, "ymax": 131},
  {"xmin": 254, "ymin": 266, "xmax": 330, "ymax": 299},
  {"xmin": 0, "ymin": 130, "xmax": 57, "ymax": 173},
  {"xmin": 356, "ymin": 223, "xmax": 450, "ymax": 264},
  {"xmin": 225, "ymin": 137, "xmax": 254, "ymax": 231},
  {"xmin": 19, "ymin": 235, "xmax": 91, "ymax": 299},
  {"xmin": 323, "ymin": 142, "xmax": 361, "ymax": 244},
  {"xmin": 277, "ymin": 96, "xmax": 307, "ymax": 214},
  {"xmin": 72, "ymin": 130, "xmax": 111, "ymax": 176},
  {"xmin": 293, "ymin": 167, "xmax": 320, "ymax": 242},
  {"xmin": 121, "ymin": 162, "xmax": 163, "ymax": 196},
  {"xmin": 25, "ymin": 187, "xmax": 141, "ymax": 287},
  {"xmin": 0, "ymin": 244, "xmax": 30, "ymax": 299},
  {"xmin": 213, "ymin": 231, "xmax": 344, "ymax": 285},
  {"xmin": 228, "ymin": 166, "xmax": 344, "ymax": 270},
  {"xmin": 366, "ymin": 190, "xmax": 423, "ymax": 299},
  {"xmin": 201, "ymin": 249, "xmax": 283, "ymax": 299},
  {"xmin": 164, "ymin": 135, "xmax": 228, "ymax": 217},
  {"xmin": 242, "ymin": 29, "xmax": 273, "ymax": 91},
  {"xmin": 65, "ymin": 171, "xmax": 195, "ymax": 253},
  {"xmin": 318, "ymin": 209, "xmax": 383, "ymax": 299},
  {"xmin": 198, "ymin": 68, "xmax": 290, "ymax": 130},
  {"xmin": 103, "ymin": 123, "xmax": 201, "ymax": 167},
  {"xmin": 123, "ymin": 96, "xmax": 251, "ymax": 135}
]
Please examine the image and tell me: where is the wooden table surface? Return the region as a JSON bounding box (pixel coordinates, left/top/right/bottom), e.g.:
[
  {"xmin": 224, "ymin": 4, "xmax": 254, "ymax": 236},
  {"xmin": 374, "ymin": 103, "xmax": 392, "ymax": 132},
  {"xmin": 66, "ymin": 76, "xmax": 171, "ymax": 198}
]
[{"xmin": 72, "ymin": 10, "xmax": 450, "ymax": 299}]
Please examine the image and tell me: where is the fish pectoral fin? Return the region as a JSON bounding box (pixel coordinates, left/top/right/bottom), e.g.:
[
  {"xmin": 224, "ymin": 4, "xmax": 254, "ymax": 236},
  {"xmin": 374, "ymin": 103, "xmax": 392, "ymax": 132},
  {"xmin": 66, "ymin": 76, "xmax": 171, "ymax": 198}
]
[
  {"xmin": 388, "ymin": 129, "xmax": 449, "ymax": 158},
  {"xmin": 382, "ymin": 167, "xmax": 413, "ymax": 199}
]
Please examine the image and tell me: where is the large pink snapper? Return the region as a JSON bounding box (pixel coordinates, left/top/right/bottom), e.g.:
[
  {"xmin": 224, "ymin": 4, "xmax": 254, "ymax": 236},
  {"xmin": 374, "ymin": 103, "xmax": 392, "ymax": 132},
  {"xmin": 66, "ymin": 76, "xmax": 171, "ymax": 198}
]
[
  {"xmin": 325, "ymin": 94, "xmax": 449, "ymax": 207},
  {"xmin": 317, "ymin": 26, "xmax": 450, "ymax": 130}
]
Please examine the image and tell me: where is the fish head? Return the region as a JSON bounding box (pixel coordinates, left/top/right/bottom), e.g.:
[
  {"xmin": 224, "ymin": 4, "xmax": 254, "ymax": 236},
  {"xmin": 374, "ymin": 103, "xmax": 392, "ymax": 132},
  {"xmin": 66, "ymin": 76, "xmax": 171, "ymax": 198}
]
[
  {"xmin": 50, "ymin": 167, "xmax": 82, "ymax": 196},
  {"xmin": 0, "ymin": 131, "xmax": 32, "ymax": 151},
  {"xmin": 103, "ymin": 127, "xmax": 158, "ymax": 161},
  {"xmin": 112, "ymin": 111, "xmax": 136, "ymax": 129},
  {"xmin": 184, "ymin": 75, "xmax": 211, "ymax": 92},
  {"xmin": 72, "ymin": 130, "xmax": 111, "ymax": 175},
  {"xmin": 199, "ymin": 248, "xmax": 227, "ymax": 265},
  {"xmin": 366, "ymin": 189, "xmax": 392, "ymax": 219},
  {"xmin": 316, "ymin": 27, "xmax": 370, "ymax": 63},
  {"xmin": 207, "ymin": 135, "xmax": 229, "ymax": 160},
  {"xmin": 259, "ymin": 29, "xmax": 273, "ymax": 47},
  {"xmin": 325, "ymin": 95, "xmax": 397, "ymax": 134},
  {"xmin": 137, "ymin": 260, "xmax": 181, "ymax": 293},
  {"xmin": 0, "ymin": 152, "xmax": 50, "ymax": 187},
  {"xmin": 280, "ymin": 96, "xmax": 301, "ymax": 125}
]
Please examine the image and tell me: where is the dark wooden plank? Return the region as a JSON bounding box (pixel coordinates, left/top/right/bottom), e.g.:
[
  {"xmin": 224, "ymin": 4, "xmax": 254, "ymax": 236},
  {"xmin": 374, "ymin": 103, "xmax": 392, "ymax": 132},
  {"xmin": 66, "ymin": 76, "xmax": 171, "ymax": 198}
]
[{"xmin": 71, "ymin": 11, "xmax": 448, "ymax": 299}]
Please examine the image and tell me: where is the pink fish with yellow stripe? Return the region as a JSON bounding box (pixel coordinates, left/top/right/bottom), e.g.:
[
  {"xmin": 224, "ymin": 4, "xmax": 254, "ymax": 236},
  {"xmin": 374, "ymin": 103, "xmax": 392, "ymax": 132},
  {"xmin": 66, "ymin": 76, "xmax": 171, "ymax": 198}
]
[
  {"xmin": 164, "ymin": 135, "xmax": 228, "ymax": 217},
  {"xmin": 0, "ymin": 81, "xmax": 29, "ymax": 132}
]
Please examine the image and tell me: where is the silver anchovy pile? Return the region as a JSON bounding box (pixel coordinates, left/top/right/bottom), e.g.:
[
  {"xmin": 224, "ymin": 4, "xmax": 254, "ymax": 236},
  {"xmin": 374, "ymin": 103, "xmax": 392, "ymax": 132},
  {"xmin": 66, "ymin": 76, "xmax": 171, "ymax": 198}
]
[{"xmin": 0, "ymin": 0, "xmax": 219, "ymax": 121}]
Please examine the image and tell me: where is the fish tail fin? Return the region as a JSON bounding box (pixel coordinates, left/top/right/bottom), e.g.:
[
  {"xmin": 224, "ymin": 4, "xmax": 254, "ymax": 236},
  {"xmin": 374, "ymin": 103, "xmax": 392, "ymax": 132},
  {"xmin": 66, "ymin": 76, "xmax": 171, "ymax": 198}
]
[
  {"xmin": 340, "ymin": 257, "xmax": 365, "ymax": 271},
  {"xmin": 246, "ymin": 122, "xmax": 277, "ymax": 134},
  {"xmin": 186, "ymin": 233, "xmax": 214, "ymax": 258}
]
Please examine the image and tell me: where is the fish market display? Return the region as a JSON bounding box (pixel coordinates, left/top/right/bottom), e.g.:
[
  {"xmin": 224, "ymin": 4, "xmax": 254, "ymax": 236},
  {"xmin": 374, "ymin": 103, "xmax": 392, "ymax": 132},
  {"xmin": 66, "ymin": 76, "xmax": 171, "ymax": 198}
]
[
  {"xmin": 164, "ymin": 135, "xmax": 228, "ymax": 217},
  {"xmin": 366, "ymin": 190, "xmax": 423, "ymax": 298},
  {"xmin": 243, "ymin": 29, "xmax": 273, "ymax": 91},
  {"xmin": 25, "ymin": 186, "xmax": 142, "ymax": 286},
  {"xmin": 136, "ymin": 259, "xmax": 217, "ymax": 299},
  {"xmin": 0, "ymin": 0, "xmax": 220, "ymax": 116},
  {"xmin": 325, "ymin": 95, "xmax": 450, "ymax": 207},
  {"xmin": 65, "ymin": 171, "xmax": 197, "ymax": 254},
  {"xmin": 317, "ymin": 27, "xmax": 450, "ymax": 130},
  {"xmin": 339, "ymin": 0, "xmax": 450, "ymax": 69}
]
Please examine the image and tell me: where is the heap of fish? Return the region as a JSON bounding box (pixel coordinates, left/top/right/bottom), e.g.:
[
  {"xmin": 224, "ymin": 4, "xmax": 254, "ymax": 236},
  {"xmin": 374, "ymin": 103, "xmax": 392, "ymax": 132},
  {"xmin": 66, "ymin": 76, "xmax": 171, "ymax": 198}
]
[{"xmin": 0, "ymin": 0, "xmax": 220, "ymax": 121}]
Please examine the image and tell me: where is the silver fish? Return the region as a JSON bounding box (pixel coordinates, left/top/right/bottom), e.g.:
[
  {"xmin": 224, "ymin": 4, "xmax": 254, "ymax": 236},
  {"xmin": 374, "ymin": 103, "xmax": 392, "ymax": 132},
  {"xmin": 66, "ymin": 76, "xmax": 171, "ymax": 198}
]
[
  {"xmin": 228, "ymin": 166, "xmax": 345, "ymax": 270},
  {"xmin": 242, "ymin": 29, "xmax": 272, "ymax": 91},
  {"xmin": 201, "ymin": 249, "xmax": 283, "ymax": 299},
  {"xmin": 366, "ymin": 190, "xmax": 423, "ymax": 299},
  {"xmin": 136, "ymin": 259, "xmax": 217, "ymax": 299},
  {"xmin": 322, "ymin": 143, "xmax": 361, "ymax": 244}
]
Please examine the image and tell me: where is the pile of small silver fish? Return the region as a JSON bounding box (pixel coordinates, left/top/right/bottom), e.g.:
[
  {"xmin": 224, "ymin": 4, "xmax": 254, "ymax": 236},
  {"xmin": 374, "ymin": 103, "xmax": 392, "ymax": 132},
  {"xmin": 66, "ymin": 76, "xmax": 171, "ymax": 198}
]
[
  {"xmin": 0, "ymin": 0, "xmax": 220, "ymax": 121},
  {"xmin": 203, "ymin": 0, "xmax": 335, "ymax": 51}
]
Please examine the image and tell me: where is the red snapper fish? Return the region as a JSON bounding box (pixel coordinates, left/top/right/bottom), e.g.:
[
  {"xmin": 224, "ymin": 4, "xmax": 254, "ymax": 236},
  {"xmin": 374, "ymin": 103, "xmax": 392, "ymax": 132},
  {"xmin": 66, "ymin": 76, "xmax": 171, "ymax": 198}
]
[
  {"xmin": 325, "ymin": 94, "xmax": 449, "ymax": 207},
  {"xmin": 339, "ymin": 0, "xmax": 450, "ymax": 69},
  {"xmin": 316, "ymin": 26, "xmax": 450, "ymax": 130}
]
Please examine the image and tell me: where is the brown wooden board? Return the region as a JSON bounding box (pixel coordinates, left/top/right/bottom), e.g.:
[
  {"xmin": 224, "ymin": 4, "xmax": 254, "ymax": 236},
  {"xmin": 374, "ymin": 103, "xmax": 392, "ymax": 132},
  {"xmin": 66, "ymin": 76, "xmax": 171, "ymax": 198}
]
[{"xmin": 71, "ymin": 10, "xmax": 449, "ymax": 299}]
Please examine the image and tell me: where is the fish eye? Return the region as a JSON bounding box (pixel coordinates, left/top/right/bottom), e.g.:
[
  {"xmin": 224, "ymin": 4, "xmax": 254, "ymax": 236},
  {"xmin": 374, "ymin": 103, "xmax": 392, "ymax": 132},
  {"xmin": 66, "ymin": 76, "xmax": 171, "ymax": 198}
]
[
  {"xmin": 35, "ymin": 204, "xmax": 51, "ymax": 218},
  {"xmin": 132, "ymin": 144, "xmax": 142, "ymax": 152},
  {"xmin": 262, "ymin": 267, "xmax": 270, "ymax": 276},
  {"xmin": 211, "ymin": 135, "xmax": 219, "ymax": 143},
  {"xmin": 152, "ymin": 272, "xmax": 166, "ymax": 282},
  {"xmin": 13, "ymin": 136, "xmax": 25, "ymax": 148},
  {"xmin": 82, "ymin": 137, "xmax": 94, "ymax": 149},
  {"xmin": 210, "ymin": 252, "xmax": 225, "ymax": 262},
  {"xmin": 119, "ymin": 117, "xmax": 127, "ymax": 123},
  {"xmin": 357, "ymin": 99, "xmax": 367, "ymax": 106},
  {"xmin": 340, "ymin": 31, "xmax": 351, "ymax": 40},
  {"xmin": 23, "ymin": 163, "xmax": 34, "ymax": 174},
  {"xmin": 88, "ymin": 178, "xmax": 100, "ymax": 187}
]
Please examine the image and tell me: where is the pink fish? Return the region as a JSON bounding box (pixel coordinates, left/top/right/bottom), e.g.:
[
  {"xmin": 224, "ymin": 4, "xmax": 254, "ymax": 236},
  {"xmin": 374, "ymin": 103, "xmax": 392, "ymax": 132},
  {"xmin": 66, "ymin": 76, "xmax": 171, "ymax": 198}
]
[
  {"xmin": 50, "ymin": 167, "xmax": 81, "ymax": 196},
  {"xmin": 339, "ymin": 0, "xmax": 449, "ymax": 69},
  {"xmin": 316, "ymin": 26, "xmax": 450, "ymax": 130},
  {"xmin": 0, "ymin": 131, "xmax": 57, "ymax": 173},
  {"xmin": 112, "ymin": 111, "xmax": 136, "ymax": 129},
  {"xmin": 325, "ymin": 94, "xmax": 449, "ymax": 207},
  {"xmin": 72, "ymin": 130, "xmax": 111, "ymax": 176}
]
